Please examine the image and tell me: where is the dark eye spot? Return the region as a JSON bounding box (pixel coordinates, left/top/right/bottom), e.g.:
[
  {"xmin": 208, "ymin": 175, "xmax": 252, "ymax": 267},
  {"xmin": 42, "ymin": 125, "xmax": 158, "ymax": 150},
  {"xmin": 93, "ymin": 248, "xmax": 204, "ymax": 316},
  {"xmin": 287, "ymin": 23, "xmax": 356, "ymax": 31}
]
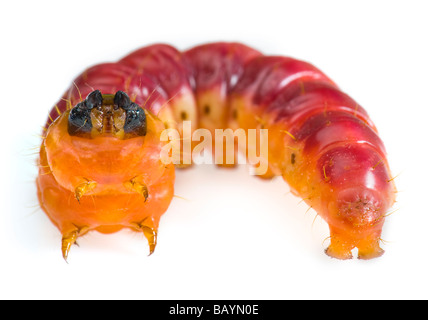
[
  {"xmin": 203, "ymin": 104, "xmax": 210, "ymax": 115},
  {"xmin": 232, "ymin": 109, "xmax": 237, "ymax": 119},
  {"xmin": 180, "ymin": 111, "xmax": 188, "ymax": 121},
  {"xmin": 291, "ymin": 153, "xmax": 296, "ymax": 165}
]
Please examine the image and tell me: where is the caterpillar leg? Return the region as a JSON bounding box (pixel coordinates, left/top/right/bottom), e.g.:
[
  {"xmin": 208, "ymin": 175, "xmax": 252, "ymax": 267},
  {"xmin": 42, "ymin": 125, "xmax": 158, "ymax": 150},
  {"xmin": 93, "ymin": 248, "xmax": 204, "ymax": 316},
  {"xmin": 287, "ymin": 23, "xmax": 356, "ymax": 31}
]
[
  {"xmin": 325, "ymin": 226, "xmax": 384, "ymax": 260},
  {"xmin": 356, "ymin": 237, "xmax": 385, "ymax": 260},
  {"xmin": 61, "ymin": 225, "xmax": 89, "ymax": 262},
  {"xmin": 62, "ymin": 232, "xmax": 78, "ymax": 262},
  {"xmin": 131, "ymin": 217, "xmax": 159, "ymax": 255},
  {"xmin": 325, "ymin": 230, "xmax": 354, "ymax": 260}
]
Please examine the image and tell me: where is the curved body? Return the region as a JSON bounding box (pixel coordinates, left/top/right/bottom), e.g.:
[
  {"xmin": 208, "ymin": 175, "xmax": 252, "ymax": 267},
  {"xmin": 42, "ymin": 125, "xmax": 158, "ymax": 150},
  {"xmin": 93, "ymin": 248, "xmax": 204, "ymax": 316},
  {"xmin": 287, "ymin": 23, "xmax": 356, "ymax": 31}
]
[{"xmin": 37, "ymin": 42, "xmax": 396, "ymax": 260}]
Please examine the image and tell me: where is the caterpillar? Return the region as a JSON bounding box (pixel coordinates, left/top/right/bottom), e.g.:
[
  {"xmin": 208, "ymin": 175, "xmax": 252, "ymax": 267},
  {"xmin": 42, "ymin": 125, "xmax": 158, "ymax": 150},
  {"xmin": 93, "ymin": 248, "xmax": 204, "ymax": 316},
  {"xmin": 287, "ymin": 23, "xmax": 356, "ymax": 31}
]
[{"xmin": 36, "ymin": 42, "xmax": 396, "ymax": 261}]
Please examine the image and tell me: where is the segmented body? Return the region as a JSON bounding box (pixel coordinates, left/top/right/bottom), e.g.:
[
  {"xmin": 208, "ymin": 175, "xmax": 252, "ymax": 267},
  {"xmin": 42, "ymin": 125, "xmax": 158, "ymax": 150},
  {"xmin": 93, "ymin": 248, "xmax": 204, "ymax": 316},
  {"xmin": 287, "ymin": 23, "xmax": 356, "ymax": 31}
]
[{"xmin": 37, "ymin": 42, "xmax": 396, "ymax": 260}]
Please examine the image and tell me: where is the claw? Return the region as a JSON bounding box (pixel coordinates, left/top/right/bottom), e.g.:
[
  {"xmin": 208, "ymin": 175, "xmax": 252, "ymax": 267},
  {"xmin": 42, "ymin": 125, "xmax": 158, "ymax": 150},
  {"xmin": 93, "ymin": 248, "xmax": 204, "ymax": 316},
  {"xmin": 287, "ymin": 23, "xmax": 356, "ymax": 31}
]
[
  {"xmin": 61, "ymin": 231, "xmax": 78, "ymax": 262},
  {"xmin": 131, "ymin": 220, "xmax": 158, "ymax": 255},
  {"xmin": 61, "ymin": 226, "xmax": 89, "ymax": 262},
  {"xmin": 75, "ymin": 179, "xmax": 97, "ymax": 203},
  {"xmin": 124, "ymin": 178, "xmax": 148, "ymax": 202},
  {"xmin": 142, "ymin": 226, "xmax": 157, "ymax": 256}
]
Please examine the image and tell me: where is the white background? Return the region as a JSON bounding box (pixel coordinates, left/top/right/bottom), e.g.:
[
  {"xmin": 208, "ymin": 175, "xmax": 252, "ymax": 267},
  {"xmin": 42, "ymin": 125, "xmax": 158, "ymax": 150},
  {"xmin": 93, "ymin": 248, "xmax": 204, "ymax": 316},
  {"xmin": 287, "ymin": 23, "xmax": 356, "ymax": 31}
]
[{"xmin": 1, "ymin": 0, "xmax": 427, "ymax": 299}]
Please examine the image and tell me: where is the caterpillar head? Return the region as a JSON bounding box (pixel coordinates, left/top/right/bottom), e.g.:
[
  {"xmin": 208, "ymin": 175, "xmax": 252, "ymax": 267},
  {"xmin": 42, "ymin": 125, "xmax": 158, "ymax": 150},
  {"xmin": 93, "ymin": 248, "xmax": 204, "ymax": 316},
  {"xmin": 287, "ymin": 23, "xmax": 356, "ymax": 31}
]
[
  {"xmin": 67, "ymin": 90, "xmax": 147, "ymax": 139},
  {"xmin": 43, "ymin": 90, "xmax": 169, "ymax": 199}
]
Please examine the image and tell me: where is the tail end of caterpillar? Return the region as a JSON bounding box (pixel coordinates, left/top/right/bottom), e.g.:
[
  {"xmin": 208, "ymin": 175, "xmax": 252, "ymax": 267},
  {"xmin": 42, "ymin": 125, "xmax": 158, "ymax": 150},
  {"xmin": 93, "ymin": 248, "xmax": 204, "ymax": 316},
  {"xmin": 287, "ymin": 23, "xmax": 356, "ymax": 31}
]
[{"xmin": 323, "ymin": 187, "xmax": 392, "ymax": 260}]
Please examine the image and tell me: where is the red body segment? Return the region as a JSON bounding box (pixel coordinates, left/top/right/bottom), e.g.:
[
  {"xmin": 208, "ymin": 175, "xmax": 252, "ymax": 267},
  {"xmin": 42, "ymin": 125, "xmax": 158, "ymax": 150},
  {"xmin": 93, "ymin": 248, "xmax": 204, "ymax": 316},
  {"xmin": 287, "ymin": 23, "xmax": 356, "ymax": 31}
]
[
  {"xmin": 37, "ymin": 42, "xmax": 396, "ymax": 260},
  {"xmin": 119, "ymin": 44, "xmax": 190, "ymax": 98}
]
